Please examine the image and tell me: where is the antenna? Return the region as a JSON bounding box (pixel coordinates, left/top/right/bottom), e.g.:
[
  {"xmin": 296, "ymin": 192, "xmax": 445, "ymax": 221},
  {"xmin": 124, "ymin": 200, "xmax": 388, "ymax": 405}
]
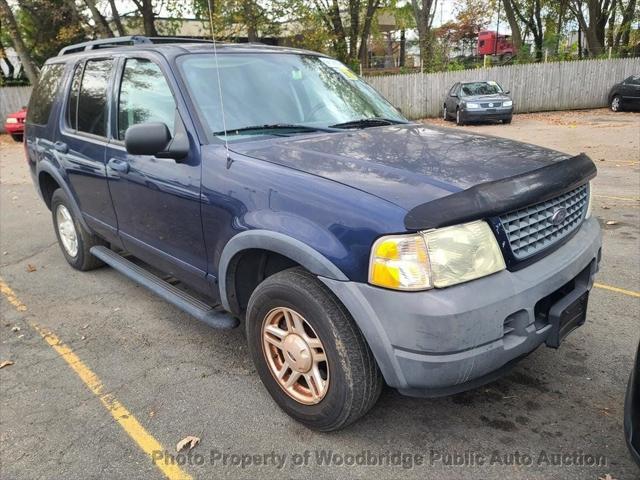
[{"xmin": 207, "ymin": 0, "xmax": 230, "ymax": 162}]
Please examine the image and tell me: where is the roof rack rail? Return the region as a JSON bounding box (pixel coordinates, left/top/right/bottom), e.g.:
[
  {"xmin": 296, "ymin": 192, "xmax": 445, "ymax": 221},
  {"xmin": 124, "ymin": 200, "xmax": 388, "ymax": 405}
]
[{"xmin": 58, "ymin": 35, "xmax": 213, "ymax": 56}]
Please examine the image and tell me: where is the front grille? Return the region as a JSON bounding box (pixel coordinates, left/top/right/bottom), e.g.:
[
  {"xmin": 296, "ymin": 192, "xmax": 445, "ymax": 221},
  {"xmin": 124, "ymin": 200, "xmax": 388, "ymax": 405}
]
[
  {"xmin": 480, "ymin": 102, "xmax": 501, "ymax": 108},
  {"xmin": 499, "ymin": 184, "xmax": 589, "ymax": 260}
]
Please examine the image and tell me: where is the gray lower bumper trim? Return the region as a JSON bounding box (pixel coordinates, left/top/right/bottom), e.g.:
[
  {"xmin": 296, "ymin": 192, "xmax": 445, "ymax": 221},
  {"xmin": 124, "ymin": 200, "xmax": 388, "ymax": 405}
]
[{"xmin": 320, "ymin": 217, "xmax": 602, "ymax": 394}]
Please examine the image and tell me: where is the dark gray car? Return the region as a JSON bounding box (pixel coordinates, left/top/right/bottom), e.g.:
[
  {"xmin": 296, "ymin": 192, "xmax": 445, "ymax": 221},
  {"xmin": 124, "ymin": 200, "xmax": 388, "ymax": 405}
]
[{"xmin": 443, "ymin": 81, "xmax": 513, "ymax": 126}]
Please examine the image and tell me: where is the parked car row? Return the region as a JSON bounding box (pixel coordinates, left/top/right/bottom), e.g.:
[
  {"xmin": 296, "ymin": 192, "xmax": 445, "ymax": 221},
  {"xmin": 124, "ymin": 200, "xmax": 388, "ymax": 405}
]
[{"xmin": 441, "ymin": 74, "xmax": 639, "ymax": 127}]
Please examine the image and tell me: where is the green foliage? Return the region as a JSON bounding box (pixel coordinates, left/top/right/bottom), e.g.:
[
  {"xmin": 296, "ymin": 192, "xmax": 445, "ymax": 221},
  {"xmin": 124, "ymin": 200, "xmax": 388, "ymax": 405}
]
[{"xmin": 15, "ymin": 0, "xmax": 86, "ymax": 66}]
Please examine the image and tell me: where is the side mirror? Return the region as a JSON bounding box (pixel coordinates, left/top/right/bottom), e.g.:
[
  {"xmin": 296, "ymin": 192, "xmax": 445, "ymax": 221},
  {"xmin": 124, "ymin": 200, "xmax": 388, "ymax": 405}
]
[
  {"xmin": 125, "ymin": 123, "xmax": 171, "ymax": 156},
  {"xmin": 450, "ymin": 93, "xmax": 458, "ymax": 98},
  {"xmin": 125, "ymin": 120, "xmax": 189, "ymax": 161},
  {"xmin": 504, "ymin": 90, "xmax": 511, "ymax": 94}
]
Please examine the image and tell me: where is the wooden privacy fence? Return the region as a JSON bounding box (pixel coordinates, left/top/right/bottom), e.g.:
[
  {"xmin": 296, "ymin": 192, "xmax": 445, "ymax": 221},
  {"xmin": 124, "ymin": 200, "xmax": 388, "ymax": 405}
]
[
  {"xmin": 364, "ymin": 57, "xmax": 640, "ymax": 119},
  {"xmin": 0, "ymin": 86, "xmax": 31, "ymax": 133},
  {"xmin": 1, "ymin": 57, "xmax": 638, "ymax": 130}
]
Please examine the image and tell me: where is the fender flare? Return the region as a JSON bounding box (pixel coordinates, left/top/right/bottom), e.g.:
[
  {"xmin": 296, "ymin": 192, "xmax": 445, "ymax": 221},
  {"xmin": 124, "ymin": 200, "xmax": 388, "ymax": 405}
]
[
  {"xmin": 37, "ymin": 161, "xmax": 92, "ymax": 233},
  {"xmin": 217, "ymin": 230, "xmax": 348, "ymax": 311}
]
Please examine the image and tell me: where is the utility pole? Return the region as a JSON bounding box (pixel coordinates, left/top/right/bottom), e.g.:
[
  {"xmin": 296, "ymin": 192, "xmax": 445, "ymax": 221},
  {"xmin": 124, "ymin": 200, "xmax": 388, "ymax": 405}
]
[{"xmin": 495, "ymin": 0, "xmax": 501, "ymax": 56}]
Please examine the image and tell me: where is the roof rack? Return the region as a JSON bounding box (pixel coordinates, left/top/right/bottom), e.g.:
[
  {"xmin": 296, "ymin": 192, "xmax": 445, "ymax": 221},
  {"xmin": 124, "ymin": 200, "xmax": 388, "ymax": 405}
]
[{"xmin": 58, "ymin": 35, "xmax": 213, "ymax": 56}]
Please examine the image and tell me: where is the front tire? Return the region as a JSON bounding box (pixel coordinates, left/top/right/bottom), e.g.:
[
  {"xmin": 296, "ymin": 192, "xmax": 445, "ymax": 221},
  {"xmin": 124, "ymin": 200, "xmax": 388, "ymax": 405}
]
[
  {"xmin": 610, "ymin": 95, "xmax": 622, "ymax": 112},
  {"xmin": 246, "ymin": 267, "xmax": 383, "ymax": 431},
  {"xmin": 456, "ymin": 108, "xmax": 464, "ymax": 126},
  {"xmin": 51, "ymin": 189, "xmax": 105, "ymax": 271},
  {"xmin": 10, "ymin": 133, "xmax": 23, "ymax": 142},
  {"xmin": 503, "ymin": 116, "xmax": 512, "ymax": 124}
]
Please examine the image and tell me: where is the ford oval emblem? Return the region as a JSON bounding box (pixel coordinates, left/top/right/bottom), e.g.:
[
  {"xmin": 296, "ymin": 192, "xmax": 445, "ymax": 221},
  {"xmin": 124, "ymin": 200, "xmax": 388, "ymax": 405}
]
[{"xmin": 550, "ymin": 207, "xmax": 568, "ymax": 226}]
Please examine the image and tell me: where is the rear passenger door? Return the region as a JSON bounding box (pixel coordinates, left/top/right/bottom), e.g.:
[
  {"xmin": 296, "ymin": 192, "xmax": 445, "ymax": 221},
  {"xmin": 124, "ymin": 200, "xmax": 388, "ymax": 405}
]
[
  {"xmin": 105, "ymin": 56, "xmax": 209, "ymax": 294},
  {"xmin": 57, "ymin": 58, "xmax": 119, "ymax": 244}
]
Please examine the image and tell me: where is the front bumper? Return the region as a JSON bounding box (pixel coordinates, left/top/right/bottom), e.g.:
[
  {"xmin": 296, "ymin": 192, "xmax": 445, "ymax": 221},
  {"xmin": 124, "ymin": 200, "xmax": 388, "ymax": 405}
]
[
  {"xmin": 321, "ymin": 217, "xmax": 602, "ymax": 397},
  {"xmin": 461, "ymin": 107, "xmax": 512, "ymax": 122},
  {"xmin": 4, "ymin": 122, "xmax": 24, "ymax": 135}
]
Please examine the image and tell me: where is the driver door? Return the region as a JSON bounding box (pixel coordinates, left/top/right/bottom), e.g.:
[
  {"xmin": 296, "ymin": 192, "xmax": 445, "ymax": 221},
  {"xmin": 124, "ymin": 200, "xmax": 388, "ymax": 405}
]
[{"xmin": 105, "ymin": 55, "xmax": 209, "ymax": 294}]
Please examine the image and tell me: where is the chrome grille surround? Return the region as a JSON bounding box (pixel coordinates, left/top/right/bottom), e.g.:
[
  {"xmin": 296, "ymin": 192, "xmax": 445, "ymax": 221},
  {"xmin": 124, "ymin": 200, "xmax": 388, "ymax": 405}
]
[{"xmin": 499, "ymin": 184, "xmax": 589, "ymax": 260}]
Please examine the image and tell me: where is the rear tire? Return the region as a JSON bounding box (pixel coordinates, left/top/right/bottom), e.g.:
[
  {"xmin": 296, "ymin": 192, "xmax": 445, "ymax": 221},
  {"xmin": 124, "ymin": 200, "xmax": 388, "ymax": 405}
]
[
  {"xmin": 51, "ymin": 189, "xmax": 106, "ymax": 271},
  {"xmin": 246, "ymin": 267, "xmax": 383, "ymax": 431},
  {"xmin": 443, "ymin": 105, "xmax": 449, "ymax": 121},
  {"xmin": 10, "ymin": 134, "xmax": 23, "ymax": 142}
]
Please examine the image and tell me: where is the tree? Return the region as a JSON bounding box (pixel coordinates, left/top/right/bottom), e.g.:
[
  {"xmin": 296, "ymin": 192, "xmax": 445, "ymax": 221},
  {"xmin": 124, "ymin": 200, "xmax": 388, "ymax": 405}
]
[
  {"xmin": 411, "ymin": 0, "xmax": 438, "ymax": 70},
  {"xmin": 0, "ymin": 0, "xmax": 38, "ymax": 83},
  {"xmin": 614, "ymin": 0, "xmax": 637, "ymax": 48},
  {"xmin": 313, "ymin": 0, "xmax": 384, "ymax": 66},
  {"xmin": 131, "ymin": 0, "xmax": 158, "ymax": 36},
  {"xmin": 502, "ymin": 0, "xmax": 545, "ymax": 60},
  {"xmin": 84, "ymin": 0, "xmax": 113, "ymax": 37},
  {"xmin": 568, "ymin": 0, "xmax": 614, "ymax": 56},
  {"xmin": 502, "ymin": 0, "xmax": 524, "ymax": 50},
  {"xmin": 108, "ymin": 0, "xmax": 127, "ymax": 36}
]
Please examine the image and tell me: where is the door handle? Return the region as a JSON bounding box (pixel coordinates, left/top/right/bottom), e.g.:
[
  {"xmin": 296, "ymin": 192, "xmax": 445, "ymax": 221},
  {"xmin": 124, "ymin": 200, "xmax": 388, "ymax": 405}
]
[
  {"xmin": 53, "ymin": 141, "xmax": 68, "ymax": 153},
  {"xmin": 107, "ymin": 158, "xmax": 130, "ymax": 174}
]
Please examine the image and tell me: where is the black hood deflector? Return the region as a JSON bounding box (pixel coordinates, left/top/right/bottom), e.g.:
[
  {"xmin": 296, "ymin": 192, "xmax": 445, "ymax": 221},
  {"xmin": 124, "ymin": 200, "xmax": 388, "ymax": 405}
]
[{"xmin": 404, "ymin": 153, "xmax": 597, "ymax": 230}]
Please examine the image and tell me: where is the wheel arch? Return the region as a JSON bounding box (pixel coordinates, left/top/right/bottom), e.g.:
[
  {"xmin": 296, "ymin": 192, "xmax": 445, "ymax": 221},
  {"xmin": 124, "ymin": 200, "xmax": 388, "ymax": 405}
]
[
  {"xmin": 218, "ymin": 230, "xmax": 348, "ymax": 314},
  {"xmin": 37, "ymin": 161, "xmax": 92, "ymax": 233}
]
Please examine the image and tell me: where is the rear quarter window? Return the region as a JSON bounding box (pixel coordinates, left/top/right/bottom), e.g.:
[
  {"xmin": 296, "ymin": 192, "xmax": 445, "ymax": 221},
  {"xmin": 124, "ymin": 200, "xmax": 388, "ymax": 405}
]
[{"xmin": 26, "ymin": 63, "xmax": 66, "ymax": 125}]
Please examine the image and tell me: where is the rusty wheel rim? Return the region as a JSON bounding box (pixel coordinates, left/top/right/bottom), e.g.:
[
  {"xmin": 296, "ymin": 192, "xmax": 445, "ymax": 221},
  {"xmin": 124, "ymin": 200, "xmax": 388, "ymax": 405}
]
[{"xmin": 261, "ymin": 307, "xmax": 329, "ymax": 405}]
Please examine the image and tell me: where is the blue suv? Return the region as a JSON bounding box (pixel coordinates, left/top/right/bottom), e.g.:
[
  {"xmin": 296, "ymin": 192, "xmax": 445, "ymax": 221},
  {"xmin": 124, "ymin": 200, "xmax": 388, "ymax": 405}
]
[{"xmin": 26, "ymin": 36, "xmax": 602, "ymax": 431}]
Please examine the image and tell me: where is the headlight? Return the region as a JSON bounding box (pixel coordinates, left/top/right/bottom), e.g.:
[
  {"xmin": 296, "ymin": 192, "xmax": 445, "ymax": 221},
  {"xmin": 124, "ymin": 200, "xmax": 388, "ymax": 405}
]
[
  {"xmin": 423, "ymin": 220, "xmax": 506, "ymax": 288},
  {"xmin": 585, "ymin": 182, "xmax": 593, "ymax": 218},
  {"xmin": 503, "ymin": 100, "xmax": 513, "ymax": 107},
  {"xmin": 369, "ymin": 220, "xmax": 506, "ymax": 291},
  {"xmin": 465, "ymin": 102, "xmax": 481, "ymax": 109},
  {"xmin": 6, "ymin": 118, "xmax": 18, "ymax": 124}
]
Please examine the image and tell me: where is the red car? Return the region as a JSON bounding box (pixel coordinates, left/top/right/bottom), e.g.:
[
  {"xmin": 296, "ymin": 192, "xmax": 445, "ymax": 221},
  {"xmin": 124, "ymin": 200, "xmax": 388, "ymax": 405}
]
[{"xmin": 4, "ymin": 107, "xmax": 27, "ymax": 142}]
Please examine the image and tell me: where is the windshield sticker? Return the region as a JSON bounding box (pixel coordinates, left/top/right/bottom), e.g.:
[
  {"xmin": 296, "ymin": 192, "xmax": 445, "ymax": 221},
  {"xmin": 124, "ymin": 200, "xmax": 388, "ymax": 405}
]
[
  {"xmin": 319, "ymin": 57, "xmax": 358, "ymax": 80},
  {"xmin": 291, "ymin": 69, "xmax": 303, "ymax": 80}
]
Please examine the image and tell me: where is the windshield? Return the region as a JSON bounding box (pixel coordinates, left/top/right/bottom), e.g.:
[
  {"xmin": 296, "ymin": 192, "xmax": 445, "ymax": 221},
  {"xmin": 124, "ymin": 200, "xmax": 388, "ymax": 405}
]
[
  {"xmin": 460, "ymin": 81, "xmax": 503, "ymax": 97},
  {"xmin": 179, "ymin": 53, "xmax": 406, "ymax": 139}
]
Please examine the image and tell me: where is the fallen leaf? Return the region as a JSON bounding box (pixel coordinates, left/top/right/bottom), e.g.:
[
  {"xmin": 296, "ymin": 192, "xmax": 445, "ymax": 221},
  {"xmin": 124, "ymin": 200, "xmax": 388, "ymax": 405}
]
[
  {"xmin": 599, "ymin": 474, "xmax": 617, "ymax": 480},
  {"xmin": 601, "ymin": 205, "xmax": 610, "ymax": 210},
  {"xmin": 11, "ymin": 326, "xmax": 20, "ymax": 332},
  {"xmin": 176, "ymin": 435, "xmax": 200, "ymax": 452},
  {"xmin": 26, "ymin": 264, "xmax": 37, "ymax": 272},
  {"xmin": 605, "ymin": 220, "xmax": 618, "ymax": 225},
  {"xmin": 0, "ymin": 360, "xmax": 14, "ymax": 369}
]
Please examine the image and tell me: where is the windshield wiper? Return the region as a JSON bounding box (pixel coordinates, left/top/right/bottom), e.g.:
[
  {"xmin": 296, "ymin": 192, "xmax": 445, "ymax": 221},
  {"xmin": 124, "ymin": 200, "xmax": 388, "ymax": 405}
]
[
  {"xmin": 329, "ymin": 117, "xmax": 408, "ymax": 129},
  {"xmin": 213, "ymin": 123, "xmax": 335, "ymax": 136}
]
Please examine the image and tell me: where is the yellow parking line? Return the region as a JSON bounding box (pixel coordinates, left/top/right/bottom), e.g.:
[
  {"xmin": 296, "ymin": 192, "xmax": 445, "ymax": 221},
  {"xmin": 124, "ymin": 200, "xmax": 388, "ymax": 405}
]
[
  {"xmin": 0, "ymin": 277, "xmax": 192, "ymax": 480},
  {"xmin": 0, "ymin": 279, "xmax": 27, "ymax": 311},
  {"xmin": 594, "ymin": 194, "xmax": 640, "ymax": 202},
  {"xmin": 594, "ymin": 282, "xmax": 640, "ymax": 298}
]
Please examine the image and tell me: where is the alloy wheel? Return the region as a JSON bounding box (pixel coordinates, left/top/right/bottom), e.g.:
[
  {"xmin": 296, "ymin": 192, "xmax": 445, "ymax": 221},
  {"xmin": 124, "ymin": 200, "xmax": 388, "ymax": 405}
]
[
  {"xmin": 56, "ymin": 204, "xmax": 78, "ymax": 257},
  {"xmin": 261, "ymin": 307, "xmax": 329, "ymax": 405}
]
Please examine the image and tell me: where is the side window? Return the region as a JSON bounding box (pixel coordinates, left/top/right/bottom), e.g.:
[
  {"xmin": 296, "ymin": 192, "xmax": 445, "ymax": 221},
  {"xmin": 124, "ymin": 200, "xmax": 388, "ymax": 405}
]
[
  {"xmin": 26, "ymin": 63, "xmax": 65, "ymax": 125},
  {"xmin": 77, "ymin": 59, "xmax": 113, "ymax": 137},
  {"xmin": 66, "ymin": 63, "xmax": 83, "ymax": 131},
  {"xmin": 628, "ymin": 75, "xmax": 640, "ymax": 86},
  {"xmin": 118, "ymin": 58, "xmax": 176, "ymax": 140},
  {"xmin": 449, "ymin": 83, "xmax": 458, "ymax": 96}
]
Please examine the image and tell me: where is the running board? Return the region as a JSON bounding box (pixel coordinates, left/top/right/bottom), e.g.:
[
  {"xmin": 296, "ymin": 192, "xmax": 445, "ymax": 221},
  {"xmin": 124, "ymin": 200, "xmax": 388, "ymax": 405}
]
[{"xmin": 90, "ymin": 246, "xmax": 239, "ymax": 329}]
